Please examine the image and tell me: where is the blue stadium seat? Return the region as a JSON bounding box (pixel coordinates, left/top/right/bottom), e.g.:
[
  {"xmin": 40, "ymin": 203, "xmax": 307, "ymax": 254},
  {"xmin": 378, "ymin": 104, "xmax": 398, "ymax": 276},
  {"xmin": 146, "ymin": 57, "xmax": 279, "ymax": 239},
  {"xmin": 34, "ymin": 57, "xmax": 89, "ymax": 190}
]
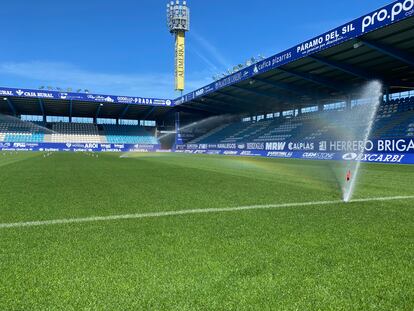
[{"xmin": 103, "ymin": 125, "xmax": 159, "ymax": 144}]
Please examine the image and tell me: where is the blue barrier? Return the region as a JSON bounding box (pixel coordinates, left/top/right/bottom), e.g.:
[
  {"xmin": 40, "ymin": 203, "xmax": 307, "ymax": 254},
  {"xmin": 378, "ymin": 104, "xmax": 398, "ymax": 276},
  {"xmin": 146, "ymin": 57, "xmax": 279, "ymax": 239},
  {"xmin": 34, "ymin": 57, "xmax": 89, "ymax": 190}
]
[
  {"xmin": 0, "ymin": 142, "xmax": 160, "ymax": 153},
  {"xmin": 174, "ymin": 138, "xmax": 414, "ymax": 164},
  {"xmin": 2, "ymin": 140, "xmax": 413, "ymax": 164},
  {"xmin": 174, "ymin": 149, "xmax": 414, "ymax": 165},
  {"xmin": 176, "ymin": 139, "xmax": 414, "ymax": 153}
]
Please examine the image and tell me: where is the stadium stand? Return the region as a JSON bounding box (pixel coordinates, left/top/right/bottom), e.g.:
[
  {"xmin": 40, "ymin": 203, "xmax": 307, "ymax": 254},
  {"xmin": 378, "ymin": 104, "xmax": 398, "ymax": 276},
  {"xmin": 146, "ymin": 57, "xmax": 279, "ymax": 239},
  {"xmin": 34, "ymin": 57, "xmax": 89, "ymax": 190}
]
[
  {"xmin": 102, "ymin": 125, "xmax": 158, "ymax": 144},
  {"xmin": 0, "ymin": 116, "xmax": 160, "ymax": 145},
  {"xmin": 0, "ymin": 115, "xmax": 47, "ymax": 143},
  {"xmin": 50, "ymin": 123, "xmax": 103, "ymax": 143},
  {"xmin": 373, "ymin": 97, "xmax": 414, "ymax": 139},
  {"xmin": 0, "ymin": 96, "xmax": 412, "ymax": 146},
  {"xmin": 189, "ymin": 96, "xmax": 414, "ymax": 144}
]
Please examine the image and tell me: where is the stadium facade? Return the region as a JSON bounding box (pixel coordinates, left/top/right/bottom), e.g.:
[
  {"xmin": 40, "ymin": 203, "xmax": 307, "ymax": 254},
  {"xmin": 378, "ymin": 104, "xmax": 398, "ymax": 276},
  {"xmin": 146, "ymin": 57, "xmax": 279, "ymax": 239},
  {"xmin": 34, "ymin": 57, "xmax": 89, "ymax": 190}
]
[{"xmin": 0, "ymin": 0, "xmax": 413, "ymax": 162}]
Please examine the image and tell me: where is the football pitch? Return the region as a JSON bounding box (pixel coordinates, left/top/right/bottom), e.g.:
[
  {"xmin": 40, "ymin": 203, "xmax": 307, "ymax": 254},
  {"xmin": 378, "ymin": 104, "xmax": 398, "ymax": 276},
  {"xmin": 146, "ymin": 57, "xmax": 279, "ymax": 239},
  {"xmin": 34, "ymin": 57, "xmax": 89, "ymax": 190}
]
[{"xmin": 0, "ymin": 152, "xmax": 413, "ymax": 310}]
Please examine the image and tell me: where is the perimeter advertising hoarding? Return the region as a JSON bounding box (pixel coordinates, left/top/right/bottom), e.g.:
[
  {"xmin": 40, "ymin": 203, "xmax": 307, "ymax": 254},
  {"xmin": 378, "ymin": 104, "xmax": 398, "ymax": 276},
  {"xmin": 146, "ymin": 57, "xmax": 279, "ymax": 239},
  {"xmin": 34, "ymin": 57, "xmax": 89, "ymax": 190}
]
[
  {"xmin": 0, "ymin": 142, "xmax": 160, "ymax": 153},
  {"xmin": 176, "ymin": 139, "xmax": 414, "ymax": 153},
  {"xmin": 2, "ymin": 141, "xmax": 412, "ymax": 164},
  {"xmin": 174, "ymin": 138, "xmax": 414, "ymax": 164},
  {"xmin": 174, "ymin": 149, "xmax": 414, "ymax": 164}
]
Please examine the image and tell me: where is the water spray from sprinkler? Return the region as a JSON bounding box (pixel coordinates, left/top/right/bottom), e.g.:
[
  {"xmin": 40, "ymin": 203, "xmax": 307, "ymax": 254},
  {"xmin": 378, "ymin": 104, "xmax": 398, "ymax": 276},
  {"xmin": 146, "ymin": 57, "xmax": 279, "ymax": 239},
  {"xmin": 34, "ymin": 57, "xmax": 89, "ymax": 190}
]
[{"xmin": 342, "ymin": 81, "xmax": 383, "ymax": 203}]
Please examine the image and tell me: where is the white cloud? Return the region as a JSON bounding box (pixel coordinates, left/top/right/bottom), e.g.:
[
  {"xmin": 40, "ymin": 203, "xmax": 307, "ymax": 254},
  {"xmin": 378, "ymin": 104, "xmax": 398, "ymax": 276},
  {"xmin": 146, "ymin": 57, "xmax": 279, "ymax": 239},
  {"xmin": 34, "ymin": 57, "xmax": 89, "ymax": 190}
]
[
  {"xmin": 189, "ymin": 30, "xmax": 230, "ymax": 70},
  {"xmin": 189, "ymin": 48, "xmax": 219, "ymax": 74},
  {"xmin": 0, "ymin": 61, "xmax": 211, "ymax": 99}
]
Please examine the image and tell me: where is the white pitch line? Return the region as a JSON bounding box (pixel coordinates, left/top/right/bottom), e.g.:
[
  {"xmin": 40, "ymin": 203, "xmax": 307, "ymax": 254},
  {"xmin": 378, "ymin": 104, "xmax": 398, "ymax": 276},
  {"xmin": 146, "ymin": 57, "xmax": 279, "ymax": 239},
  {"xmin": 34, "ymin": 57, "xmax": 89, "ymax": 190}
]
[{"xmin": 0, "ymin": 195, "xmax": 413, "ymax": 230}]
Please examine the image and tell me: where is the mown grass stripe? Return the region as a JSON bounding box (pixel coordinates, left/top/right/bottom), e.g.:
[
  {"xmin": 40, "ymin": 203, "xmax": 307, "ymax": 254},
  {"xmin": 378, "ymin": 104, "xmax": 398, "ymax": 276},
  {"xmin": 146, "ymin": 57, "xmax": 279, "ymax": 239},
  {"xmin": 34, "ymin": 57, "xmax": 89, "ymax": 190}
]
[{"xmin": 1, "ymin": 195, "xmax": 413, "ymax": 229}]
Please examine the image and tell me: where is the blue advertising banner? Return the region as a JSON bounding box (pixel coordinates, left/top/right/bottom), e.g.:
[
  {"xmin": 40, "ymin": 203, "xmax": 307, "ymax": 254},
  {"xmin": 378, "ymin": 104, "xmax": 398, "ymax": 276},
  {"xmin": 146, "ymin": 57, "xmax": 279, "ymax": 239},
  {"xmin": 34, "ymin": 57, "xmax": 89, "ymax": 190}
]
[
  {"xmin": 174, "ymin": 149, "xmax": 414, "ymax": 165},
  {"xmin": 175, "ymin": 0, "xmax": 414, "ymax": 105},
  {"xmin": 176, "ymin": 138, "xmax": 414, "ymax": 153},
  {"xmin": 2, "ymin": 140, "xmax": 413, "ymax": 164},
  {"xmin": 174, "ymin": 138, "xmax": 414, "ymax": 164},
  {"xmin": 0, "ymin": 142, "xmax": 160, "ymax": 153},
  {"xmin": 0, "ymin": 87, "xmax": 174, "ymax": 107}
]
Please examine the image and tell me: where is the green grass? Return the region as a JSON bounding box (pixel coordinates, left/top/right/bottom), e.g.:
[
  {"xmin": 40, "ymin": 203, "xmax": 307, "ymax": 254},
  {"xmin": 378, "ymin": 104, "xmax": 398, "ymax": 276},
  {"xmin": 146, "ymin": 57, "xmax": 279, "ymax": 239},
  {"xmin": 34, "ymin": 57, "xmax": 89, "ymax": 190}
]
[{"xmin": 0, "ymin": 152, "xmax": 413, "ymax": 310}]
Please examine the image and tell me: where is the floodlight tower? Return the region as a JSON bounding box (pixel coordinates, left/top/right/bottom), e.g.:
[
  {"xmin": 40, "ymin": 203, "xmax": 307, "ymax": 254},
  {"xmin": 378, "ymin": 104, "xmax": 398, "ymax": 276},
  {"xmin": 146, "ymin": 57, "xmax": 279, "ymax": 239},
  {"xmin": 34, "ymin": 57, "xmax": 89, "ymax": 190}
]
[{"xmin": 167, "ymin": 0, "xmax": 190, "ymax": 93}]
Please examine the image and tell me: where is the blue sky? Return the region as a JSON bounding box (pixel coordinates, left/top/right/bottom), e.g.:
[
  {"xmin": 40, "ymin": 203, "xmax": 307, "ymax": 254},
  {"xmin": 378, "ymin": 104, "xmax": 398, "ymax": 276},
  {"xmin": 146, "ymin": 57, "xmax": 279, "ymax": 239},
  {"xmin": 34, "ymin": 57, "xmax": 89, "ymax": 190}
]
[{"xmin": 0, "ymin": 0, "xmax": 392, "ymax": 99}]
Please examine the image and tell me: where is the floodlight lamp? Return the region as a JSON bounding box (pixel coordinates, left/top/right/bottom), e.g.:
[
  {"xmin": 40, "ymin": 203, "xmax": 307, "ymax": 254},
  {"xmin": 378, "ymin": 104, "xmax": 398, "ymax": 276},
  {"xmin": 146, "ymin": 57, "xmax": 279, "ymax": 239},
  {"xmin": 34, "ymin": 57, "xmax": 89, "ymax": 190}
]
[
  {"xmin": 3, "ymin": 98, "xmax": 7, "ymax": 101},
  {"xmin": 353, "ymin": 41, "xmax": 363, "ymax": 49}
]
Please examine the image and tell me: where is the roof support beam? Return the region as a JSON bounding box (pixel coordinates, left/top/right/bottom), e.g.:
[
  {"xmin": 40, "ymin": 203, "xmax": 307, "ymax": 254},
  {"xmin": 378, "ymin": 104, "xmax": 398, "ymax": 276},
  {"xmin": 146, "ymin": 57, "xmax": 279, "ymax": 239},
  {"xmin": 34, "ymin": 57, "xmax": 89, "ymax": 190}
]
[
  {"xmin": 69, "ymin": 100, "xmax": 73, "ymax": 122},
  {"xmin": 390, "ymin": 82, "xmax": 414, "ymax": 88},
  {"xmin": 142, "ymin": 107, "xmax": 156, "ymax": 120},
  {"xmin": 309, "ymin": 55, "xmax": 413, "ymax": 88},
  {"xmin": 96, "ymin": 104, "xmax": 103, "ymax": 119},
  {"xmin": 119, "ymin": 105, "xmax": 130, "ymax": 119},
  {"xmin": 202, "ymin": 96, "xmax": 236, "ymax": 108},
  {"xmin": 174, "ymin": 105, "xmax": 215, "ymax": 116},
  {"xmin": 201, "ymin": 95, "xmax": 242, "ymax": 110},
  {"xmin": 214, "ymin": 91, "xmax": 253, "ymax": 104},
  {"xmin": 360, "ymin": 39, "xmax": 414, "ymax": 67},
  {"xmin": 219, "ymin": 88, "xmax": 289, "ymax": 113},
  {"xmin": 230, "ymin": 85, "xmax": 286, "ymax": 101},
  {"xmin": 195, "ymin": 98, "xmax": 239, "ymax": 114},
  {"xmin": 174, "ymin": 101, "xmax": 221, "ymax": 115},
  {"xmin": 251, "ymin": 78, "xmax": 313, "ymax": 98},
  {"xmin": 191, "ymin": 100, "xmax": 233, "ymax": 114},
  {"xmin": 38, "ymin": 99, "xmax": 45, "ymax": 120},
  {"xmin": 309, "ymin": 55, "xmax": 374, "ymax": 80},
  {"xmin": 278, "ymin": 67, "xmax": 346, "ymax": 93},
  {"xmin": 6, "ymin": 98, "xmax": 17, "ymax": 116}
]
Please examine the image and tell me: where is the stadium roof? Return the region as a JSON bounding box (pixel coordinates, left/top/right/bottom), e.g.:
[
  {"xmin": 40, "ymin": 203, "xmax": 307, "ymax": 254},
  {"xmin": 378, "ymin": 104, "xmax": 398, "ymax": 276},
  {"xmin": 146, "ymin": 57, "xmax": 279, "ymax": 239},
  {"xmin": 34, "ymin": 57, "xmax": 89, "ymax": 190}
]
[
  {"xmin": 0, "ymin": 87, "xmax": 174, "ymax": 121},
  {"xmin": 0, "ymin": 1, "xmax": 413, "ymax": 121},
  {"xmin": 175, "ymin": 0, "xmax": 414, "ymax": 116}
]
